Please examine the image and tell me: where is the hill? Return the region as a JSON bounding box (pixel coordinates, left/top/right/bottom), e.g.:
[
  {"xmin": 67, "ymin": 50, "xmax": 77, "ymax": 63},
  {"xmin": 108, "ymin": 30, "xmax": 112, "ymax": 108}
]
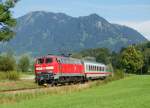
[
  {"xmin": 1, "ymin": 11, "xmax": 147, "ymax": 56},
  {"xmin": 0, "ymin": 75, "xmax": 150, "ymax": 108}
]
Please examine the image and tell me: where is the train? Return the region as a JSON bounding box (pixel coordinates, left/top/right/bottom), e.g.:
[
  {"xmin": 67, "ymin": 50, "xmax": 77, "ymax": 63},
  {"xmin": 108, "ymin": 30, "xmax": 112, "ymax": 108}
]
[{"xmin": 34, "ymin": 55, "xmax": 112, "ymax": 85}]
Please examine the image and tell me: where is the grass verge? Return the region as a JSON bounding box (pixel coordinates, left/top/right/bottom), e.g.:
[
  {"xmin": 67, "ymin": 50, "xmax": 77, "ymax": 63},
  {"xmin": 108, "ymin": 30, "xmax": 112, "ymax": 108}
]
[
  {"xmin": 1, "ymin": 75, "xmax": 150, "ymax": 108},
  {"xmin": 0, "ymin": 71, "xmax": 20, "ymax": 81},
  {"xmin": 0, "ymin": 71, "xmax": 127, "ymax": 104}
]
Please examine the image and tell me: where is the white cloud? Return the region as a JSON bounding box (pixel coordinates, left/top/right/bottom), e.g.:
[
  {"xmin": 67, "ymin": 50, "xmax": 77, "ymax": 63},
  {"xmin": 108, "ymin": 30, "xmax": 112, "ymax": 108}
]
[{"xmin": 112, "ymin": 20, "xmax": 150, "ymax": 40}]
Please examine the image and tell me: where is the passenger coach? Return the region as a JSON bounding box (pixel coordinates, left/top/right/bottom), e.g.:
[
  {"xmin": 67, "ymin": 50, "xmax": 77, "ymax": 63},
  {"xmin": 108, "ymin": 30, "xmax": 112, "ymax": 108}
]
[{"xmin": 83, "ymin": 61, "xmax": 110, "ymax": 80}]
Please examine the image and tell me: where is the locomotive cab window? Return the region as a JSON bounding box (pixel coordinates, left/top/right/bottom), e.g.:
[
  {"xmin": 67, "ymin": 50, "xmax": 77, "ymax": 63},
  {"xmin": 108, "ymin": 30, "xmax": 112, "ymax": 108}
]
[
  {"xmin": 37, "ymin": 58, "xmax": 44, "ymax": 64},
  {"xmin": 46, "ymin": 58, "xmax": 53, "ymax": 64}
]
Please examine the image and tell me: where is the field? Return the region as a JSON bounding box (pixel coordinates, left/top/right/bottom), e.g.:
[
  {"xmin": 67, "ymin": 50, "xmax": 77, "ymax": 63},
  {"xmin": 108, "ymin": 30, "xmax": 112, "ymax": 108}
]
[
  {"xmin": 0, "ymin": 75, "xmax": 150, "ymax": 108},
  {"xmin": 0, "ymin": 73, "xmax": 38, "ymax": 91}
]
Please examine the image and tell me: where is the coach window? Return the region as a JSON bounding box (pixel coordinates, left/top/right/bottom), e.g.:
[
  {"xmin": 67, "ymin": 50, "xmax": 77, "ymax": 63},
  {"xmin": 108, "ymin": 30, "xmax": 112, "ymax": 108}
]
[{"xmin": 89, "ymin": 65, "xmax": 91, "ymax": 71}]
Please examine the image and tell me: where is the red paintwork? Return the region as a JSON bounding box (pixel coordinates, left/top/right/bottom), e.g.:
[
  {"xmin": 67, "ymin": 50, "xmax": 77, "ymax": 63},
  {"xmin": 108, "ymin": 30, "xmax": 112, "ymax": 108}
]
[{"xmin": 34, "ymin": 55, "xmax": 84, "ymax": 76}]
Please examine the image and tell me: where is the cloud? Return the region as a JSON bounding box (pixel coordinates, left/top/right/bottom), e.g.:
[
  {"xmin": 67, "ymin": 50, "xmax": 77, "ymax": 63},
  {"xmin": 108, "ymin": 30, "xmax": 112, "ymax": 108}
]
[{"xmin": 112, "ymin": 20, "xmax": 150, "ymax": 40}]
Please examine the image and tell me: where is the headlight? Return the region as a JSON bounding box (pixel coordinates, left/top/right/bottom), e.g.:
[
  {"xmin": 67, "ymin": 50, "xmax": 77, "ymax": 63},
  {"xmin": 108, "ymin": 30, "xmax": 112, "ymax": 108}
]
[
  {"xmin": 46, "ymin": 66, "xmax": 54, "ymax": 70},
  {"xmin": 36, "ymin": 67, "xmax": 43, "ymax": 70}
]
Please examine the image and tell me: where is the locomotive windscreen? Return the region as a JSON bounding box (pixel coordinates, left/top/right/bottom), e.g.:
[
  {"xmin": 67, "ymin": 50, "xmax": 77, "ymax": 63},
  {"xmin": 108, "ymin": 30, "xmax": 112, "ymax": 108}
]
[
  {"xmin": 45, "ymin": 58, "xmax": 53, "ymax": 63},
  {"xmin": 37, "ymin": 58, "xmax": 44, "ymax": 64}
]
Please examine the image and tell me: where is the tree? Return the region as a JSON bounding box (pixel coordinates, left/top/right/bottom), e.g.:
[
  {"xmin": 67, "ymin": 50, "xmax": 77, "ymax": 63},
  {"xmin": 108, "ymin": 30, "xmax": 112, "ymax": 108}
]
[
  {"xmin": 76, "ymin": 48, "xmax": 111, "ymax": 64},
  {"xmin": 141, "ymin": 48, "xmax": 150, "ymax": 74},
  {"xmin": 0, "ymin": 53, "xmax": 16, "ymax": 71},
  {"xmin": 96, "ymin": 48, "xmax": 110, "ymax": 64},
  {"xmin": 120, "ymin": 46, "xmax": 144, "ymax": 73},
  {"xmin": 0, "ymin": 0, "xmax": 18, "ymax": 41},
  {"xmin": 111, "ymin": 51, "xmax": 122, "ymax": 70},
  {"xmin": 18, "ymin": 55, "xmax": 30, "ymax": 72},
  {"xmin": 135, "ymin": 41, "xmax": 150, "ymax": 74}
]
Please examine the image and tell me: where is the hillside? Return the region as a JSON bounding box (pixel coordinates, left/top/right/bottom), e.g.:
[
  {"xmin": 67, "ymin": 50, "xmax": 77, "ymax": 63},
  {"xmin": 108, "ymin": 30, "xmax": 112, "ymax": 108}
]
[
  {"xmin": 1, "ymin": 11, "xmax": 147, "ymax": 56},
  {"xmin": 1, "ymin": 75, "xmax": 150, "ymax": 108}
]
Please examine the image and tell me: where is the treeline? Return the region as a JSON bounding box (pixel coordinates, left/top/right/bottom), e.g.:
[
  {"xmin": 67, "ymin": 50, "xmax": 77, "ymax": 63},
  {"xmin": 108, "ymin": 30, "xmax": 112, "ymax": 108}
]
[
  {"xmin": 0, "ymin": 41, "xmax": 149, "ymax": 76},
  {"xmin": 0, "ymin": 53, "xmax": 32, "ymax": 72},
  {"xmin": 72, "ymin": 41, "xmax": 150, "ymax": 74}
]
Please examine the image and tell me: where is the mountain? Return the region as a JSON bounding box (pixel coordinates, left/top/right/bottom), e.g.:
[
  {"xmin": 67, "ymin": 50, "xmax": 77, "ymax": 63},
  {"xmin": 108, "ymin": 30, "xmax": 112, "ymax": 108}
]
[{"xmin": 0, "ymin": 11, "xmax": 147, "ymax": 56}]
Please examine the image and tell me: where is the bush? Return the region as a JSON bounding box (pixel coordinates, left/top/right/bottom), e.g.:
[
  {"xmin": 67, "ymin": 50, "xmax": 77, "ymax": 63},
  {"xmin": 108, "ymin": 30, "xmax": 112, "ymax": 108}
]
[
  {"xmin": 114, "ymin": 69, "xmax": 125, "ymax": 79},
  {"xmin": 18, "ymin": 55, "xmax": 30, "ymax": 72},
  {"xmin": 0, "ymin": 71, "xmax": 20, "ymax": 81},
  {"xmin": 0, "ymin": 72, "xmax": 6, "ymax": 80},
  {"xmin": 0, "ymin": 54, "xmax": 16, "ymax": 71}
]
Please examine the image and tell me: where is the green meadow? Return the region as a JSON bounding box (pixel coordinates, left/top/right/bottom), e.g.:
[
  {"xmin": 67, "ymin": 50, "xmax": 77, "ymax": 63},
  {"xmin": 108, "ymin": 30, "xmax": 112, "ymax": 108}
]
[{"xmin": 0, "ymin": 75, "xmax": 150, "ymax": 108}]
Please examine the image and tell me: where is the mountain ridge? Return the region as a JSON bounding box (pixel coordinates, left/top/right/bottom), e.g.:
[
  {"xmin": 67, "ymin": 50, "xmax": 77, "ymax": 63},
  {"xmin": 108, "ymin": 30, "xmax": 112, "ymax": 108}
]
[{"xmin": 0, "ymin": 11, "xmax": 147, "ymax": 56}]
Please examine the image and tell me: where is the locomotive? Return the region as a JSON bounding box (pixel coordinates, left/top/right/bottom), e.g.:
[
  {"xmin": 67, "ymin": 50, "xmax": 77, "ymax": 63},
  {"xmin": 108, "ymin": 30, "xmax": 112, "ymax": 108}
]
[{"xmin": 34, "ymin": 55, "xmax": 111, "ymax": 85}]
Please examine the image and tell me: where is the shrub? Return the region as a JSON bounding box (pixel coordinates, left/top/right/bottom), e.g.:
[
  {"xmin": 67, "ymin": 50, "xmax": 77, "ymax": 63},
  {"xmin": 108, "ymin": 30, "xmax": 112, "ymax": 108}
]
[
  {"xmin": 0, "ymin": 72, "xmax": 6, "ymax": 80},
  {"xmin": 18, "ymin": 55, "xmax": 30, "ymax": 72},
  {"xmin": 6, "ymin": 71, "xmax": 20, "ymax": 80},
  {"xmin": 0, "ymin": 54, "xmax": 16, "ymax": 71},
  {"xmin": 114, "ymin": 69, "xmax": 125, "ymax": 79},
  {"xmin": 0, "ymin": 71, "xmax": 20, "ymax": 81}
]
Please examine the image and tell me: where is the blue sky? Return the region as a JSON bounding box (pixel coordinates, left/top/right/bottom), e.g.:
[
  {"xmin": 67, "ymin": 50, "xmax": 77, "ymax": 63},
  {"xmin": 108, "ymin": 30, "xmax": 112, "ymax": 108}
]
[{"xmin": 12, "ymin": 0, "xmax": 150, "ymax": 40}]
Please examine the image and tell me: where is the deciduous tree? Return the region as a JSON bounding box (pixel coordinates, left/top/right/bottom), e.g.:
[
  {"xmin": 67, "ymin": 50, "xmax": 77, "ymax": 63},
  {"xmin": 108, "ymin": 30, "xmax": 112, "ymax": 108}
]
[
  {"xmin": 121, "ymin": 46, "xmax": 144, "ymax": 73},
  {"xmin": 18, "ymin": 55, "xmax": 30, "ymax": 72}
]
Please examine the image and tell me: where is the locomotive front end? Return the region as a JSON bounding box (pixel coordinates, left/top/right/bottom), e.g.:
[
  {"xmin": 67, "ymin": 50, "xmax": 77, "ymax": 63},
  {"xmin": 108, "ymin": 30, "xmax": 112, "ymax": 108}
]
[{"xmin": 34, "ymin": 56, "xmax": 56, "ymax": 85}]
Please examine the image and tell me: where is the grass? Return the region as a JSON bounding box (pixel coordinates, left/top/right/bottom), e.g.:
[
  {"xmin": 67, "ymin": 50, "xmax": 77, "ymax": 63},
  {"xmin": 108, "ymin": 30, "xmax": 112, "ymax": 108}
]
[
  {"xmin": 0, "ymin": 71, "xmax": 20, "ymax": 81},
  {"xmin": 0, "ymin": 80, "xmax": 39, "ymax": 91},
  {"xmin": 0, "ymin": 71, "xmax": 37, "ymax": 92},
  {"xmin": 0, "ymin": 75, "xmax": 150, "ymax": 108}
]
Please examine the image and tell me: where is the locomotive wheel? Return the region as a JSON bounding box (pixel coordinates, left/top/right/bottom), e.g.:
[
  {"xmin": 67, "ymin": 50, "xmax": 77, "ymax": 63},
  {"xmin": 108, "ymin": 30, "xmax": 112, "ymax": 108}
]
[
  {"xmin": 51, "ymin": 80, "xmax": 58, "ymax": 86},
  {"xmin": 80, "ymin": 77, "xmax": 85, "ymax": 84},
  {"xmin": 38, "ymin": 81, "xmax": 44, "ymax": 86}
]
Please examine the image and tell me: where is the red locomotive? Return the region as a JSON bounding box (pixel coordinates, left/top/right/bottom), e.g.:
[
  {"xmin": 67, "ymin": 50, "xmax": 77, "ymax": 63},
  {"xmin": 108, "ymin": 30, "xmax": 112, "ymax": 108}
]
[{"xmin": 34, "ymin": 55, "xmax": 111, "ymax": 85}]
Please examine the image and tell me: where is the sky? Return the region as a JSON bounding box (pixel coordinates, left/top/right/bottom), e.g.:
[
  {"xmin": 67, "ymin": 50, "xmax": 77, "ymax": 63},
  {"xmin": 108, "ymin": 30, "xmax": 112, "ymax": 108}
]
[{"xmin": 11, "ymin": 0, "xmax": 150, "ymax": 40}]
